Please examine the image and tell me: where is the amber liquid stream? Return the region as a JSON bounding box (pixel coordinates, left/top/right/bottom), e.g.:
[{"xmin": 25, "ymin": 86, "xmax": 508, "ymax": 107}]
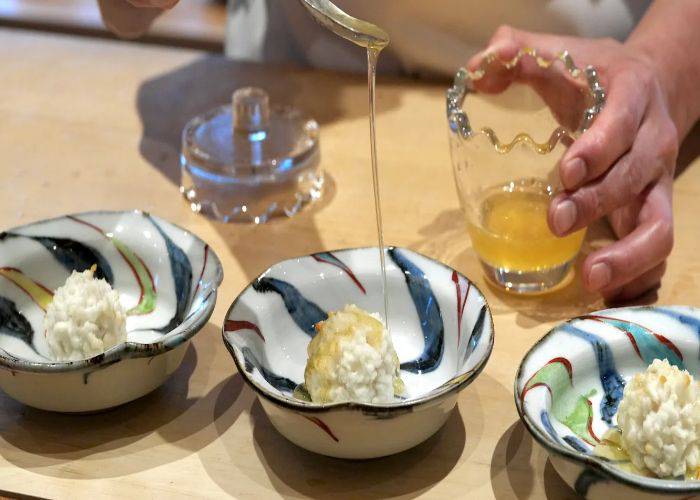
[{"xmin": 366, "ymin": 47, "xmax": 389, "ymax": 321}]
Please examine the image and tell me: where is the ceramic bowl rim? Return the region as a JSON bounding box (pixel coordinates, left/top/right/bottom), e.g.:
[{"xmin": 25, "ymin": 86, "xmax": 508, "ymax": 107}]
[
  {"xmin": 514, "ymin": 305, "xmax": 700, "ymax": 494},
  {"xmin": 222, "ymin": 245, "xmax": 494, "ymax": 414},
  {"xmin": 0, "ymin": 209, "xmax": 224, "ymax": 374}
]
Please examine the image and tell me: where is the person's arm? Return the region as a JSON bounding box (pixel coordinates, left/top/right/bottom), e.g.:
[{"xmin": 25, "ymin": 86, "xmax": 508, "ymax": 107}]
[
  {"xmin": 469, "ymin": 0, "xmax": 700, "ymax": 301},
  {"xmin": 97, "ymin": 0, "xmax": 178, "ymax": 39},
  {"xmin": 627, "ymin": 0, "xmax": 700, "ymax": 140}
]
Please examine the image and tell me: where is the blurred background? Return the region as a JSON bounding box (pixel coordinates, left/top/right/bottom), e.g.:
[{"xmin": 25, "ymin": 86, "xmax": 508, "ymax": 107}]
[{"xmin": 0, "ymin": 0, "xmax": 227, "ymax": 51}]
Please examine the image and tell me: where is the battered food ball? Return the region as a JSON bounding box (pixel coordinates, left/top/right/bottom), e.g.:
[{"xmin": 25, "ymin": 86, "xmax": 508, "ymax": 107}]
[
  {"xmin": 44, "ymin": 268, "xmax": 127, "ymax": 361},
  {"xmin": 304, "ymin": 304, "xmax": 404, "ymax": 404},
  {"xmin": 617, "ymin": 358, "xmax": 700, "ymax": 478}
]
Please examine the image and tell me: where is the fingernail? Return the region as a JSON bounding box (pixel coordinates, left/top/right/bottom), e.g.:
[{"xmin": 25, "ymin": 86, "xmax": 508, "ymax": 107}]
[
  {"xmin": 562, "ymin": 158, "xmax": 587, "ymax": 189},
  {"xmin": 552, "ymin": 199, "xmax": 577, "ymax": 234},
  {"xmin": 588, "ymin": 262, "xmax": 612, "ymax": 291},
  {"xmin": 470, "ymin": 49, "xmax": 493, "ymax": 69}
]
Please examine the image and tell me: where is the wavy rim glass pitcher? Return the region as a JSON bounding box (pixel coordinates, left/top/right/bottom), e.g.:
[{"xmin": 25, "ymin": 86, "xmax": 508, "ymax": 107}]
[{"xmin": 446, "ymin": 49, "xmax": 606, "ymax": 293}]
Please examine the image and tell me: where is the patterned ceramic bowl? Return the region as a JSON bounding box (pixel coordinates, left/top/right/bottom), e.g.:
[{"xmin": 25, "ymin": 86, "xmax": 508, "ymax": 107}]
[
  {"xmin": 0, "ymin": 210, "xmax": 222, "ymax": 412},
  {"xmin": 223, "ymin": 247, "xmax": 493, "ymax": 459},
  {"xmin": 516, "ymin": 306, "xmax": 700, "ymax": 499}
]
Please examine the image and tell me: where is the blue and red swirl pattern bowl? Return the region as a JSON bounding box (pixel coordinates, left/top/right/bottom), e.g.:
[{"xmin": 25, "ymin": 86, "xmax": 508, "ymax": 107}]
[
  {"xmin": 223, "ymin": 246, "xmax": 494, "ymax": 458},
  {"xmin": 516, "ymin": 306, "xmax": 700, "ymax": 499},
  {"xmin": 0, "ymin": 210, "xmax": 222, "ymax": 412}
]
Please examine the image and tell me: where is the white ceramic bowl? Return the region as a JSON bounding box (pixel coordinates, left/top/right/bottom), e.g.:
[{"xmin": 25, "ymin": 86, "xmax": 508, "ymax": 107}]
[
  {"xmin": 516, "ymin": 306, "xmax": 700, "ymax": 499},
  {"xmin": 0, "ymin": 210, "xmax": 222, "ymax": 412},
  {"xmin": 223, "ymin": 247, "xmax": 493, "ymax": 459}
]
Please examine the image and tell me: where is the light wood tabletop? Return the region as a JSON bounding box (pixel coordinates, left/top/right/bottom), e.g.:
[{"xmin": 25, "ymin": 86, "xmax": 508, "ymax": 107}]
[{"xmin": 1, "ymin": 28, "xmax": 699, "ymax": 500}]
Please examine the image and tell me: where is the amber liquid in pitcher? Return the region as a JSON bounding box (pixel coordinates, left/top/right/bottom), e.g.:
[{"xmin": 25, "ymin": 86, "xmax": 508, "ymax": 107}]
[{"xmin": 467, "ymin": 178, "xmax": 586, "ymax": 272}]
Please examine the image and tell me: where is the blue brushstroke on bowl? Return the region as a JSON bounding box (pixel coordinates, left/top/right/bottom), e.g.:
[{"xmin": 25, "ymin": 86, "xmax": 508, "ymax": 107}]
[
  {"xmin": 540, "ymin": 410, "xmax": 562, "ymax": 444},
  {"xmin": 561, "ymin": 324, "xmax": 625, "ymax": 425},
  {"xmin": 563, "ymin": 435, "xmax": 590, "ymax": 454},
  {"xmin": 146, "ymin": 215, "xmax": 193, "ymax": 333},
  {"xmin": 0, "ymin": 296, "xmax": 36, "ymax": 353},
  {"xmin": 388, "ymin": 248, "xmax": 444, "ymax": 374},
  {"xmin": 541, "ymin": 409, "xmax": 591, "ymax": 454},
  {"xmin": 462, "ymin": 304, "xmax": 487, "ymax": 366},
  {"xmin": 3, "ymin": 233, "xmax": 114, "ymax": 284},
  {"xmin": 654, "ymin": 308, "xmax": 700, "ymax": 356},
  {"xmin": 252, "ymin": 277, "xmax": 327, "ymax": 336},
  {"xmin": 599, "ymin": 317, "xmax": 683, "ymax": 368},
  {"xmin": 241, "ymin": 346, "xmax": 298, "ymax": 393}
]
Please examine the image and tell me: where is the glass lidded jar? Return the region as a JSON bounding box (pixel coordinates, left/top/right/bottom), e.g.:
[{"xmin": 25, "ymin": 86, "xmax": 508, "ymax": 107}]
[{"xmin": 180, "ymin": 87, "xmax": 323, "ymax": 224}]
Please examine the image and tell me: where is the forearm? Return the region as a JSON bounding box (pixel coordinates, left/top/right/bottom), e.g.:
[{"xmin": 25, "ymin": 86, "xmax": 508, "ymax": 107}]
[{"xmin": 626, "ymin": 0, "xmax": 700, "ymax": 139}]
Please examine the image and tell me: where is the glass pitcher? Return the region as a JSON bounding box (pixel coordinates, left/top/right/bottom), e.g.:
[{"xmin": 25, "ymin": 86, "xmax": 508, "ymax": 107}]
[{"xmin": 447, "ymin": 48, "xmax": 605, "ymax": 293}]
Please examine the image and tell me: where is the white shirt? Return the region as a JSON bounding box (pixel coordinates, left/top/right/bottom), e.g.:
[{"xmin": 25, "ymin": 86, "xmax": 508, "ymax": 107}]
[{"xmin": 225, "ymin": 0, "xmax": 652, "ymax": 76}]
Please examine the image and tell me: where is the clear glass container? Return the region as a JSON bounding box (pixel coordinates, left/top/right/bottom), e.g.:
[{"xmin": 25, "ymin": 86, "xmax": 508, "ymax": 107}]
[
  {"xmin": 447, "ymin": 49, "xmax": 605, "ymax": 293},
  {"xmin": 180, "ymin": 87, "xmax": 323, "ymax": 224}
]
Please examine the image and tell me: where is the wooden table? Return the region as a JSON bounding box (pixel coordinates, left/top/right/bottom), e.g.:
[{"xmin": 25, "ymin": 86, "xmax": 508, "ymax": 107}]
[
  {"xmin": 1, "ymin": 28, "xmax": 699, "ymax": 500},
  {"xmin": 0, "ymin": 0, "xmax": 226, "ymax": 50}
]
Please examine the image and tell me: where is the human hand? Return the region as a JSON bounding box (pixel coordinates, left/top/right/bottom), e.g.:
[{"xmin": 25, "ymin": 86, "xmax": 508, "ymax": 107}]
[
  {"xmin": 98, "ymin": 0, "xmax": 179, "ymax": 38},
  {"xmin": 468, "ymin": 26, "xmax": 679, "ymax": 301},
  {"xmin": 123, "ymin": 0, "xmax": 178, "ymax": 7}
]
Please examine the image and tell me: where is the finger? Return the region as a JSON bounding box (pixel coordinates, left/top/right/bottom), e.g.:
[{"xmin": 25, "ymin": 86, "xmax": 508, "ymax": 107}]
[
  {"xmin": 580, "ymin": 181, "xmax": 673, "ymax": 292},
  {"xmin": 466, "ymin": 26, "xmax": 600, "ymax": 132},
  {"xmin": 559, "ymin": 71, "xmax": 648, "ymax": 190},
  {"xmin": 468, "ymin": 25, "xmax": 580, "ymax": 69},
  {"xmin": 607, "ymin": 201, "xmax": 645, "ymax": 240},
  {"xmin": 466, "ymin": 42, "xmax": 521, "ymax": 94},
  {"xmin": 127, "ymin": 0, "xmax": 178, "ymax": 7},
  {"xmin": 466, "ymin": 26, "xmax": 567, "ymax": 94},
  {"xmin": 466, "ymin": 26, "xmax": 523, "ymax": 72},
  {"xmin": 549, "ymin": 119, "xmax": 669, "ymax": 236},
  {"xmin": 583, "ymin": 218, "xmax": 672, "ymax": 292},
  {"xmin": 97, "ymin": 0, "xmax": 164, "ymax": 38},
  {"xmin": 601, "ymin": 262, "xmax": 666, "ymax": 302}
]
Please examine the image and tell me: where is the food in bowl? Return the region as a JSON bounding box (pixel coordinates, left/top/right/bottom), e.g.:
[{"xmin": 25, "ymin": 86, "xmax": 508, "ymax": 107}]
[
  {"xmin": 594, "ymin": 358, "xmax": 700, "ymax": 479},
  {"xmin": 223, "ymin": 247, "xmax": 494, "ymax": 459},
  {"xmin": 304, "ymin": 304, "xmax": 404, "ymax": 404},
  {"xmin": 0, "ymin": 210, "xmax": 223, "ymax": 412},
  {"xmin": 516, "ymin": 306, "xmax": 700, "ymax": 498},
  {"xmin": 44, "ymin": 266, "xmax": 127, "ymax": 361}
]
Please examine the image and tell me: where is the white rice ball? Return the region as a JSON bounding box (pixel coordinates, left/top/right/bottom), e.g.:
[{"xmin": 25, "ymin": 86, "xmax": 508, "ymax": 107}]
[
  {"xmin": 304, "ymin": 304, "xmax": 404, "ymax": 404},
  {"xmin": 618, "ymin": 358, "xmax": 700, "ymax": 478},
  {"xmin": 44, "ymin": 268, "xmax": 127, "ymax": 361}
]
